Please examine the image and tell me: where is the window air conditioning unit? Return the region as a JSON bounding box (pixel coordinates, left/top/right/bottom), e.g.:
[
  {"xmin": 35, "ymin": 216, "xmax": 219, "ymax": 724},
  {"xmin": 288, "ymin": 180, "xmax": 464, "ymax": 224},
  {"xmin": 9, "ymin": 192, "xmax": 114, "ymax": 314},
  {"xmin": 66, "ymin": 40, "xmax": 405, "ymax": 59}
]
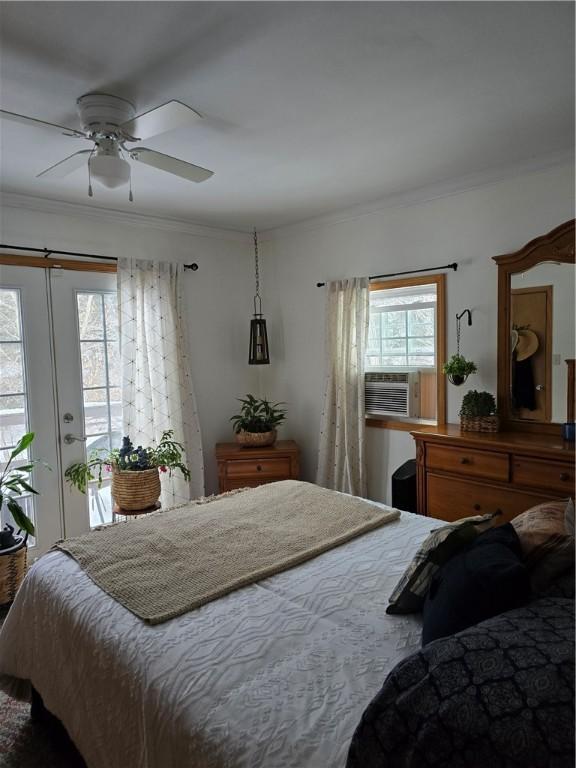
[{"xmin": 365, "ymin": 372, "xmax": 419, "ymax": 417}]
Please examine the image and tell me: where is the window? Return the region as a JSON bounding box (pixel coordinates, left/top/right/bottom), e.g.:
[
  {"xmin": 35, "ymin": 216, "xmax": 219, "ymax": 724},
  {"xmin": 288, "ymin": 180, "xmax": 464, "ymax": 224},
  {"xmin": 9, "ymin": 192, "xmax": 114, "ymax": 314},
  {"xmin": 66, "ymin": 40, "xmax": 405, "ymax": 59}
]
[
  {"xmin": 0, "ymin": 288, "xmax": 35, "ymax": 535},
  {"xmin": 76, "ymin": 291, "xmax": 120, "ymax": 525},
  {"xmin": 365, "ymin": 275, "xmax": 445, "ymax": 428},
  {"xmin": 367, "ymin": 284, "xmax": 436, "ymax": 369}
]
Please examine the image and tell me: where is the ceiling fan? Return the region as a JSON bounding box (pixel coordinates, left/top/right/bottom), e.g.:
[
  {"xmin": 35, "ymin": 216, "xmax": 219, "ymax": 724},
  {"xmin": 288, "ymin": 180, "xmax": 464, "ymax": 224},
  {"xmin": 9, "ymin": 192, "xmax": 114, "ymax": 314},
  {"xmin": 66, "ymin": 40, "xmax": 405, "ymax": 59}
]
[{"xmin": 0, "ymin": 93, "xmax": 214, "ymax": 200}]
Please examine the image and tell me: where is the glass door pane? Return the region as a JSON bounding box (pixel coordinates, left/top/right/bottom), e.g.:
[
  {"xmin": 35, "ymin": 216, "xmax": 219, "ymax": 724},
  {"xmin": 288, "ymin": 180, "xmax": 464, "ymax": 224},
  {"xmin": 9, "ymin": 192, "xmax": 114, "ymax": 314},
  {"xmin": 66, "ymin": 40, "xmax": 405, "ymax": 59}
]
[
  {"xmin": 0, "ymin": 288, "xmax": 36, "ymax": 540},
  {"xmin": 0, "ymin": 267, "xmax": 62, "ymax": 558},
  {"xmin": 76, "ymin": 290, "xmax": 121, "ymax": 526}
]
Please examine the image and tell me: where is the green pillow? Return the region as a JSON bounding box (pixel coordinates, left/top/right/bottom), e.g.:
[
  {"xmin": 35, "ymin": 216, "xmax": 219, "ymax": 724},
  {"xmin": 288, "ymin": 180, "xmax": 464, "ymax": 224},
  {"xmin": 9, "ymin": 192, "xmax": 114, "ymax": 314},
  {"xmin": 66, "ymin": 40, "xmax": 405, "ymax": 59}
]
[{"xmin": 386, "ymin": 513, "xmax": 498, "ymax": 614}]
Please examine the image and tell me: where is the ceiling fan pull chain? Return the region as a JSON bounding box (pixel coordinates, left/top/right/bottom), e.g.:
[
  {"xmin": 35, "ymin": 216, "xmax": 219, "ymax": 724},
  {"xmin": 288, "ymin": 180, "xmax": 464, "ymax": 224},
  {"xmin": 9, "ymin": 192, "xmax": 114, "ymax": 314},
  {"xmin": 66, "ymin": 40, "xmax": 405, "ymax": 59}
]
[
  {"xmin": 87, "ymin": 147, "xmax": 96, "ymax": 198},
  {"xmin": 122, "ymin": 145, "xmax": 134, "ymax": 202}
]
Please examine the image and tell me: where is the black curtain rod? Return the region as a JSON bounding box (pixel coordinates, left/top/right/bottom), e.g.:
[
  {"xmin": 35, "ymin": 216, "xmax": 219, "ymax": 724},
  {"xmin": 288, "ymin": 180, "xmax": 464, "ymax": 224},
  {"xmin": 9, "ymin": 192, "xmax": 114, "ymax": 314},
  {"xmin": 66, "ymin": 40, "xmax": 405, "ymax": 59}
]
[
  {"xmin": 316, "ymin": 262, "xmax": 458, "ymax": 287},
  {"xmin": 0, "ymin": 243, "xmax": 198, "ymax": 271}
]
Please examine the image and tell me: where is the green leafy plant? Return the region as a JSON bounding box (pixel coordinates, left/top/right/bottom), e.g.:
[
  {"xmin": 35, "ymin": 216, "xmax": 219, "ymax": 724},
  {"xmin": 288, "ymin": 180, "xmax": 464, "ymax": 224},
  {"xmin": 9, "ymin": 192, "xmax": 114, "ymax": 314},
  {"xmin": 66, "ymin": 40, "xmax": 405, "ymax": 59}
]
[
  {"xmin": 0, "ymin": 432, "xmax": 46, "ymax": 538},
  {"xmin": 442, "ymin": 354, "xmax": 478, "ymax": 385},
  {"xmin": 459, "ymin": 390, "xmax": 497, "ymax": 418},
  {"xmin": 65, "ymin": 430, "xmax": 190, "ymax": 494},
  {"xmin": 230, "ymin": 394, "xmax": 287, "ymax": 434}
]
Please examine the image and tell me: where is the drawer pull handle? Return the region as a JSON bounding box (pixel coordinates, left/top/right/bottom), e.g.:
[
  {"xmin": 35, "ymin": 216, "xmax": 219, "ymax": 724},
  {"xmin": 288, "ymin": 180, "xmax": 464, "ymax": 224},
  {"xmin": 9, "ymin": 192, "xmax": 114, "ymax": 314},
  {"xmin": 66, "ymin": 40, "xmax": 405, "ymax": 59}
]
[
  {"xmin": 473, "ymin": 503, "xmax": 481, "ymax": 511},
  {"xmin": 460, "ymin": 457, "xmax": 471, "ymax": 465},
  {"xmin": 257, "ymin": 465, "xmax": 262, "ymax": 472},
  {"xmin": 559, "ymin": 472, "xmax": 569, "ymax": 482}
]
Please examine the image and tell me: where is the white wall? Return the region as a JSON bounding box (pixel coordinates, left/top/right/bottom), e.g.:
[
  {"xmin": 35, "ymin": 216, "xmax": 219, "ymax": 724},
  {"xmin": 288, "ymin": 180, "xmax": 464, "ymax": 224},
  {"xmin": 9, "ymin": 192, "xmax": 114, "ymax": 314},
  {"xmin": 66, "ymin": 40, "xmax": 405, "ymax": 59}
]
[
  {"xmin": 2, "ymin": 163, "xmax": 573, "ymax": 501},
  {"xmin": 0, "ymin": 200, "xmax": 255, "ymax": 493},
  {"xmin": 261, "ymin": 163, "xmax": 575, "ymax": 504}
]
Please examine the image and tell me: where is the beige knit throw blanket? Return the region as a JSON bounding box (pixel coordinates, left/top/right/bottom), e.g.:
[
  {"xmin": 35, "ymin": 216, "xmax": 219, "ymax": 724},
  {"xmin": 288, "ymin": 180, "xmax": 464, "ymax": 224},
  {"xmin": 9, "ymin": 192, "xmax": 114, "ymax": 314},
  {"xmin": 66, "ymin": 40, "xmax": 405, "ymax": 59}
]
[{"xmin": 55, "ymin": 480, "xmax": 400, "ymax": 624}]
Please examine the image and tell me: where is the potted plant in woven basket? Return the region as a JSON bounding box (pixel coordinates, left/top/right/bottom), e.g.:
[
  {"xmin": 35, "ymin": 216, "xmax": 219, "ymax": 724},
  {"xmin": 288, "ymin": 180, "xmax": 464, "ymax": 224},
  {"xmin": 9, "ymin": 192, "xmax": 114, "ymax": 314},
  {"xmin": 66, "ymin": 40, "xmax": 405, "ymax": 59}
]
[
  {"xmin": 65, "ymin": 430, "xmax": 190, "ymax": 511},
  {"xmin": 231, "ymin": 394, "xmax": 287, "ymax": 448},
  {"xmin": 0, "ymin": 433, "xmax": 44, "ymax": 605},
  {"xmin": 460, "ymin": 390, "xmax": 499, "ymax": 433}
]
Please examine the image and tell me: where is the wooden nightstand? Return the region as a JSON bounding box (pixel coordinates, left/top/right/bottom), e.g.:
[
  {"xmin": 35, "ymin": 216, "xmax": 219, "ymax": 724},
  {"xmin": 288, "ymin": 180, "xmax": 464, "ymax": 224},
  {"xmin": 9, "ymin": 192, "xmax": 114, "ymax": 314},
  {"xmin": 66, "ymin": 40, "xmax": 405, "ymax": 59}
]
[{"xmin": 216, "ymin": 440, "xmax": 300, "ymax": 492}]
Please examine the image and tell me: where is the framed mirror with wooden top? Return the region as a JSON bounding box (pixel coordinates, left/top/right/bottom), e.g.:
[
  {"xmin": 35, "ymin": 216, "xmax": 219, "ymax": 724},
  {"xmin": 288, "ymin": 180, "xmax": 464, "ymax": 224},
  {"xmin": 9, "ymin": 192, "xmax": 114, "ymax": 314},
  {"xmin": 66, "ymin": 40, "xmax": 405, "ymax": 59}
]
[{"xmin": 493, "ymin": 219, "xmax": 575, "ymax": 436}]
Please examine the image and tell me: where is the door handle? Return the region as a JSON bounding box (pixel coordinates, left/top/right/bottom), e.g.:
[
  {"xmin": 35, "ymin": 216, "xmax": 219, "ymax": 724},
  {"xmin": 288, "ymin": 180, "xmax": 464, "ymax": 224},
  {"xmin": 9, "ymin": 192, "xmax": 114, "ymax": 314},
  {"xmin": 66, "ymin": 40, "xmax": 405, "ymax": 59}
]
[
  {"xmin": 535, "ymin": 384, "xmax": 545, "ymax": 391},
  {"xmin": 63, "ymin": 433, "xmax": 87, "ymax": 445}
]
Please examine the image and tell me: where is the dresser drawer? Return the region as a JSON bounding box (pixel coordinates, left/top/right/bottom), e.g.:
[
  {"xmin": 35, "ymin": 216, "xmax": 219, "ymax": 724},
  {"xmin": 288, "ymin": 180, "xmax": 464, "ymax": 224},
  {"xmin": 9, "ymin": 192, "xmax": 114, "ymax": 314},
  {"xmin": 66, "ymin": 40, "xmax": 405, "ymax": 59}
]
[
  {"xmin": 427, "ymin": 474, "xmax": 551, "ymax": 524},
  {"xmin": 511, "ymin": 457, "xmax": 575, "ymax": 496},
  {"xmin": 426, "ymin": 444, "xmax": 509, "ymax": 482},
  {"xmin": 225, "ymin": 478, "xmax": 285, "ymax": 490},
  {"xmin": 226, "ymin": 457, "xmax": 291, "ymax": 479}
]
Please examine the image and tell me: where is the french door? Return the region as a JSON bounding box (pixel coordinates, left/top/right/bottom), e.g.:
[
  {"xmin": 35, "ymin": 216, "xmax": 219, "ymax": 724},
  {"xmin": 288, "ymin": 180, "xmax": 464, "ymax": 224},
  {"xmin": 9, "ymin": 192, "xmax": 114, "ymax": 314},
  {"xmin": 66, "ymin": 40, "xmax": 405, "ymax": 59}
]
[{"xmin": 0, "ymin": 264, "xmax": 119, "ymax": 558}]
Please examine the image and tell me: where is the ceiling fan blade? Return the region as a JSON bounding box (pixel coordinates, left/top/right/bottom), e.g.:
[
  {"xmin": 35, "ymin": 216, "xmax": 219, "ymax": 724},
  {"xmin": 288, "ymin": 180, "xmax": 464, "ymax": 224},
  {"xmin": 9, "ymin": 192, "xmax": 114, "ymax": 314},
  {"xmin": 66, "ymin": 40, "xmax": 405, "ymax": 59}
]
[
  {"xmin": 36, "ymin": 150, "xmax": 93, "ymax": 179},
  {"xmin": 120, "ymin": 100, "xmax": 201, "ymax": 141},
  {"xmin": 0, "ymin": 109, "xmax": 86, "ymax": 137},
  {"xmin": 130, "ymin": 148, "xmax": 213, "ymax": 183}
]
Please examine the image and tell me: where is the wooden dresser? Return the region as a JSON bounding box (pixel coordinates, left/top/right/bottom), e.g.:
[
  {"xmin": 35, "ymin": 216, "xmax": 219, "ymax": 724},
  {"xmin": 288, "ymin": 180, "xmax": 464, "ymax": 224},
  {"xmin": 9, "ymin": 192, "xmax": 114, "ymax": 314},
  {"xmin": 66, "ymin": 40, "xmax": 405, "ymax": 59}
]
[
  {"xmin": 216, "ymin": 440, "xmax": 300, "ymax": 492},
  {"xmin": 412, "ymin": 425, "xmax": 575, "ymax": 524}
]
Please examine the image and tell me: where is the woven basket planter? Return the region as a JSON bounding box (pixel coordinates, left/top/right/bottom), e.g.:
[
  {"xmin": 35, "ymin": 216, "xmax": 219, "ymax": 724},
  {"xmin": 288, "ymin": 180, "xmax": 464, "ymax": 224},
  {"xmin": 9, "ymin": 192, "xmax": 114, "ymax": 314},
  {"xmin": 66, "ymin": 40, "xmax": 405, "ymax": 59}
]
[
  {"xmin": 460, "ymin": 415, "xmax": 499, "ymax": 433},
  {"xmin": 112, "ymin": 467, "xmax": 161, "ymax": 510},
  {"xmin": 235, "ymin": 429, "xmax": 277, "ymax": 448},
  {"xmin": 0, "ymin": 545, "xmax": 27, "ymax": 605}
]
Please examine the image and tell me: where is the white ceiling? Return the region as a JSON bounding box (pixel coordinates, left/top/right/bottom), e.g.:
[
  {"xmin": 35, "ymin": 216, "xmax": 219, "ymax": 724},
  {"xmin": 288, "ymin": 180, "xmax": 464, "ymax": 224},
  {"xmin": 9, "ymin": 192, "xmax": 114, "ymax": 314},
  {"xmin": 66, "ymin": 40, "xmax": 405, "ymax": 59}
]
[{"xmin": 0, "ymin": 2, "xmax": 573, "ymax": 232}]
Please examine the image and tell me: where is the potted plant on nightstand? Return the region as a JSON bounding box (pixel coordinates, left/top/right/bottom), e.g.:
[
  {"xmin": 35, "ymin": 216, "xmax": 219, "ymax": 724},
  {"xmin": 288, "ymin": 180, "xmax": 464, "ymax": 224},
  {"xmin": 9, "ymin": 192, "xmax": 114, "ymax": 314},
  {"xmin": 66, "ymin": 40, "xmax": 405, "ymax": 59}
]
[
  {"xmin": 0, "ymin": 433, "xmax": 43, "ymax": 604},
  {"xmin": 65, "ymin": 430, "xmax": 190, "ymax": 511},
  {"xmin": 231, "ymin": 394, "xmax": 287, "ymax": 447},
  {"xmin": 443, "ymin": 354, "xmax": 478, "ymax": 386},
  {"xmin": 460, "ymin": 390, "xmax": 499, "ymax": 433}
]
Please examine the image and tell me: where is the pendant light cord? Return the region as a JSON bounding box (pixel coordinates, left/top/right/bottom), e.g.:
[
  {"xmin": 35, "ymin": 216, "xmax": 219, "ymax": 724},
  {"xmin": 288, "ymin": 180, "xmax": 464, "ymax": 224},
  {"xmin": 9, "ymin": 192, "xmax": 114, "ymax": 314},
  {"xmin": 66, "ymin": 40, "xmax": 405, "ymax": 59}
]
[
  {"xmin": 254, "ymin": 229, "xmax": 260, "ymax": 297},
  {"xmin": 253, "ymin": 229, "xmax": 262, "ymax": 316}
]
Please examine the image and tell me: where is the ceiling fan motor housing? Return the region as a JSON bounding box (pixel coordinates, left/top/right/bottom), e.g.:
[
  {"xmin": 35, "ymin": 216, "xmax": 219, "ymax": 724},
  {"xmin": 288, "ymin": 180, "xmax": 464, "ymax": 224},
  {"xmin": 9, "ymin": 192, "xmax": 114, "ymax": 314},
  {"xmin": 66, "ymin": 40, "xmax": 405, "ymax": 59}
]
[{"xmin": 77, "ymin": 93, "xmax": 135, "ymax": 137}]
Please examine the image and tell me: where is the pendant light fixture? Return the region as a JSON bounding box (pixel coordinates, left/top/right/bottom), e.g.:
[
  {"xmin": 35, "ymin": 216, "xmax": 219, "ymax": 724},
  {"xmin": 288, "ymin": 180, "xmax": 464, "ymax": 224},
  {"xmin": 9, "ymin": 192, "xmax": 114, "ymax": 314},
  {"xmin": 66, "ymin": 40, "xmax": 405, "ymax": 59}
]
[{"xmin": 248, "ymin": 229, "xmax": 270, "ymax": 365}]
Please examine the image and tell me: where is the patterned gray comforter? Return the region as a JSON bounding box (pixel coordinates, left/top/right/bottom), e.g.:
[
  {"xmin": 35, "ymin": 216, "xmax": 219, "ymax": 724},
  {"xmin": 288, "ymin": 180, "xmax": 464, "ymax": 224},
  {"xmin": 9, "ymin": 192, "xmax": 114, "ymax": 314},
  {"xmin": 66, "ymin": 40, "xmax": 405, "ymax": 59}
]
[{"xmin": 347, "ymin": 597, "xmax": 575, "ymax": 768}]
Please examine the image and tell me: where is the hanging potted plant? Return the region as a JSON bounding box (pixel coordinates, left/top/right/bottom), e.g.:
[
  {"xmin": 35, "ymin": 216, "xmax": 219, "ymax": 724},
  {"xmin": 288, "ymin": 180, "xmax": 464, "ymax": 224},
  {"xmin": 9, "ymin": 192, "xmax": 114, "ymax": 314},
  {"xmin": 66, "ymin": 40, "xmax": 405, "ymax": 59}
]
[
  {"xmin": 442, "ymin": 354, "xmax": 478, "ymax": 386},
  {"xmin": 231, "ymin": 395, "xmax": 287, "ymax": 448},
  {"xmin": 0, "ymin": 433, "xmax": 45, "ymax": 604},
  {"xmin": 65, "ymin": 430, "xmax": 190, "ymax": 511},
  {"xmin": 444, "ymin": 309, "xmax": 477, "ymax": 385},
  {"xmin": 460, "ymin": 390, "xmax": 499, "ymax": 433}
]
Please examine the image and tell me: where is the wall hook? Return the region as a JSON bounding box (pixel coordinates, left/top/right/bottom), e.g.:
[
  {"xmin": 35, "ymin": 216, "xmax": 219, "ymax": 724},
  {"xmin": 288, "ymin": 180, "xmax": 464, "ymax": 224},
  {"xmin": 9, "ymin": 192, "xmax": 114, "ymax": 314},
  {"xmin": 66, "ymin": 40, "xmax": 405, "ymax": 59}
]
[{"xmin": 456, "ymin": 309, "xmax": 472, "ymax": 326}]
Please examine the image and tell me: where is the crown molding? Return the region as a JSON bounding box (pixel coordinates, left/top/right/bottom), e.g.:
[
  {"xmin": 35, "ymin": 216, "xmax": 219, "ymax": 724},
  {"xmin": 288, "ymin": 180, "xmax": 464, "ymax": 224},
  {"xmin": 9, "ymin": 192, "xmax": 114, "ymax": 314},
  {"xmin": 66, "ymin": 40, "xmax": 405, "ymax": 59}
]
[
  {"xmin": 0, "ymin": 191, "xmax": 251, "ymax": 243},
  {"xmin": 2, "ymin": 148, "xmax": 573, "ymax": 243},
  {"xmin": 261, "ymin": 149, "xmax": 574, "ymax": 241}
]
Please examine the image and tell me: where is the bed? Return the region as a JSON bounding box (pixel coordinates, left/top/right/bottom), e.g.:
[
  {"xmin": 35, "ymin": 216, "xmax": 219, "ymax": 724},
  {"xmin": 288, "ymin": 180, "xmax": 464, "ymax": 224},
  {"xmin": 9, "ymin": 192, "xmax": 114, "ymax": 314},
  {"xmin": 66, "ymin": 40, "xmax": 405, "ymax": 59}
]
[
  {"xmin": 0, "ymin": 490, "xmax": 443, "ymax": 768},
  {"xmin": 2, "ymin": 482, "xmax": 574, "ymax": 768}
]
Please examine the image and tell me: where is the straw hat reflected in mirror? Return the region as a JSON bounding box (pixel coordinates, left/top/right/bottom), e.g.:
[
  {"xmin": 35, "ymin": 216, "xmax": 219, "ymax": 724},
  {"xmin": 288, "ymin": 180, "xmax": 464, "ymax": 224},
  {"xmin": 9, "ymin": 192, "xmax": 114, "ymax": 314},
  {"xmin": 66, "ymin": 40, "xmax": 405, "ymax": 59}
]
[
  {"xmin": 511, "ymin": 329, "xmax": 519, "ymax": 357},
  {"xmin": 514, "ymin": 329, "xmax": 539, "ymax": 361}
]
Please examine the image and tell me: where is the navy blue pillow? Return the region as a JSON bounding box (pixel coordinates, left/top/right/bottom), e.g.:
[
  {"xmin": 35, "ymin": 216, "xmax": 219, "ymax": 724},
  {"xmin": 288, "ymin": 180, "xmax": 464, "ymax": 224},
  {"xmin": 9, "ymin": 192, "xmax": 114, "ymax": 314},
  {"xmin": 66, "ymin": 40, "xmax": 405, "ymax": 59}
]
[{"xmin": 422, "ymin": 523, "xmax": 531, "ymax": 645}]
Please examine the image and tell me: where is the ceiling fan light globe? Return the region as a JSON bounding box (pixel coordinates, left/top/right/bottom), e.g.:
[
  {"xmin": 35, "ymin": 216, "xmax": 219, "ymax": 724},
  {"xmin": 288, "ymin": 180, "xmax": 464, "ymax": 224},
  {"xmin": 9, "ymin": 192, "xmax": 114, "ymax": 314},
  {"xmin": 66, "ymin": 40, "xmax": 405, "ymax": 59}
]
[{"xmin": 90, "ymin": 155, "xmax": 130, "ymax": 189}]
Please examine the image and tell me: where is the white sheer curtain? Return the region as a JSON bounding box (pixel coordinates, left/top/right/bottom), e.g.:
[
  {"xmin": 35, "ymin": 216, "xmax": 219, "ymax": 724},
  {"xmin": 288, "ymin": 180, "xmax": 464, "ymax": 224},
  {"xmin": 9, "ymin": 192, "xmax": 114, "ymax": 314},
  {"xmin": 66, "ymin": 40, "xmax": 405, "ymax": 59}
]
[
  {"xmin": 117, "ymin": 258, "xmax": 205, "ymax": 506},
  {"xmin": 316, "ymin": 277, "xmax": 370, "ymax": 496}
]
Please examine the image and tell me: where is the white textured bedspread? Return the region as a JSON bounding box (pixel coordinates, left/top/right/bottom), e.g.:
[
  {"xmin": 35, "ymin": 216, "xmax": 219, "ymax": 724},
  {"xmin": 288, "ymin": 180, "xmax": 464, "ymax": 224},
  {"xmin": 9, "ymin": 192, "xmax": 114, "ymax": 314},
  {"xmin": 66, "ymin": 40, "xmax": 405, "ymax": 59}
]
[{"xmin": 0, "ymin": 507, "xmax": 442, "ymax": 768}]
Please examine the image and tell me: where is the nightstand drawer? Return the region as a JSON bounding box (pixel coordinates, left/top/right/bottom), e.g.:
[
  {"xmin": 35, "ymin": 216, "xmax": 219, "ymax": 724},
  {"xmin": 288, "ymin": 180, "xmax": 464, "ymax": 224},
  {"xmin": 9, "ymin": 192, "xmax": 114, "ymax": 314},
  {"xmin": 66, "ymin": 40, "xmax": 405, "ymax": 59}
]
[
  {"xmin": 226, "ymin": 457, "xmax": 291, "ymax": 479},
  {"xmin": 216, "ymin": 440, "xmax": 300, "ymax": 493},
  {"xmin": 512, "ymin": 457, "xmax": 575, "ymax": 496},
  {"xmin": 426, "ymin": 444, "xmax": 508, "ymax": 482},
  {"xmin": 427, "ymin": 474, "xmax": 550, "ymax": 524}
]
